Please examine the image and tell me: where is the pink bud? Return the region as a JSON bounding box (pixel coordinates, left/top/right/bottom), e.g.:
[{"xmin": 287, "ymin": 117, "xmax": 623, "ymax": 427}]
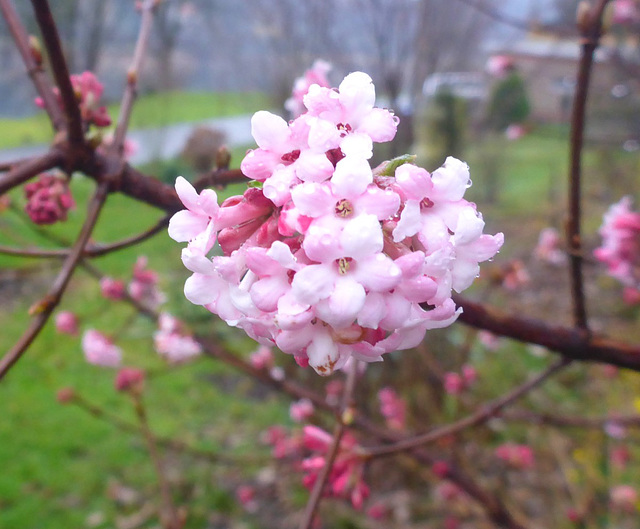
[
  {"xmin": 432, "ymin": 460, "xmax": 450, "ymax": 478},
  {"xmin": 290, "ymin": 398, "xmax": 314, "ymax": 423},
  {"xmin": 56, "ymin": 387, "xmax": 75, "ymax": 404},
  {"xmin": 100, "ymin": 277, "xmax": 126, "ymax": 300},
  {"xmin": 114, "ymin": 367, "xmax": 145, "ymax": 392},
  {"xmin": 444, "ymin": 372, "xmax": 464, "ymax": 395},
  {"xmin": 55, "ymin": 310, "xmax": 79, "ymax": 335}
]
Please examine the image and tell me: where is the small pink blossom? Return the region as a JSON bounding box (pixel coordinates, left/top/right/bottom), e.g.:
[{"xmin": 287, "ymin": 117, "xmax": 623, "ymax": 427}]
[
  {"xmin": 55, "ymin": 310, "xmax": 79, "ymax": 335},
  {"xmin": 611, "ymin": 446, "xmax": 631, "ymax": 469},
  {"xmin": 82, "ymin": 329, "xmax": 122, "ymax": 367},
  {"xmin": 249, "ymin": 345, "xmax": 274, "ymax": 370},
  {"xmin": 285, "ymin": 59, "xmax": 332, "ymax": 118},
  {"xmin": 114, "ymin": 367, "xmax": 145, "ymax": 392},
  {"xmin": 613, "ymin": 0, "xmax": 640, "ymax": 24},
  {"xmin": 290, "ymin": 398, "xmax": 314, "ymax": 422},
  {"xmin": 24, "ymin": 173, "xmax": 75, "ymax": 225},
  {"xmin": 301, "ymin": 425, "xmax": 369, "ymax": 509},
  {"xmin": 534, "ymin": 227, "xmax": 566, "ymax": 265},
  {"xmin": 495, "ymin": 443, "xmax": 535, "ymax": 470},
  {"xmin": 444, "ymin": 372, "xmax": 464, "ymax": 395},
  {"xmin": 378, "ymin": 387, "xmax": 406, "ymax": 430},
  {"xmin": 594, "ymin": 197, "xmax": 640, "ymax": 298},
  {"xmin": 153, "ymin": 313, "xmax": 201, "ymax": 363},
  {"xmin": 501, "ymin": 259, "xmax": 530, "ymax": 290},
  {"xmin": 36, "ymin": 71, "xmax": 111, "ymax": 127},
  {"xmin": 432, "ymin": 460, "xmax": 450, "ymax": 478},
  {"xmin": 610, "ymin": 484, "xmax": 638, "ymax": 513},
  {"xmin": 100, "ymin": 277, "xmax": 126, "ymax": 300},
  {"xmin": 505, "ymin": 124, "xmax": 526, "ymax": 140},
  {"xmin": 128, "ymin": 256, "xmax": 166, "ymax": 309},
  {"xmin": 486, "ymin": 55, "xmax": 514, "ymax": 77},
  {"xmin": 365, "ymin": 501, "xmax": 389, "ymax": 520},
  {"xmin": 236, "ymin": 485, "xmax": 258, "ymax": 513},
  {"xmin": 478, "ymin": 330, "xmax": 501, "ymax": 351}
]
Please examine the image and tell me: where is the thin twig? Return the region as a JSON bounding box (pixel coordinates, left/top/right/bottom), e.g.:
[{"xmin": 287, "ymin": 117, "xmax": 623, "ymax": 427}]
[
  {"xmin": 70, "ymin": 393, "xmax": 243, "ymax": 464},
  {"xmin": 131, "ymin": 391, "xmax": 181, "ymax": 529},
  {"xmin": 110, "ymin": 0, "xmax": 157, "ymax": 154},
  {"xmin": 566, "ymin": 0, "xmax": 611, "ymax": 330},
  {"xmin": 30, "ymin": 0, "xmax": 85, "ymax": 145},
  {"xmin": 298, "ymin": 363, "xmax": 359, "ymax": 529},
  {"xmin": 0, "ymin": 182, "xmax": 109, "ymax": 381},
  {"xmin": 0, "ymin": 215, "xmax": 170, "ymax": 259},
  {"xmin": 0, "ymin": 0, "xmax": 64, "ymax": 131},
  {"xmin": 363, "ymin": 358, "xmax": 569, "ymax": 458},
  {"xmin": 501, "ymin": 409, "xmax": 640, "ymax": 430},
  {"xmin": 0, "ymin": 150, "xmax": 62, "ymax": 196}
]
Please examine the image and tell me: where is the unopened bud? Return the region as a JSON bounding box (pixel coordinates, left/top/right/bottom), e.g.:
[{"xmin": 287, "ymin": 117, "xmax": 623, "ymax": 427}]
[
  {"xmin": 127, "ymin": 69, "xmax": 137, "ymax": 85},
  {"xmin": 56, "ymin": 387, "xmax": 76, "ymax": 404},
  {"xmin": 341, "ymin": 407, "xmax": 355, "ymax": 425},
  {"xmin": 576, "ymin": 1, "xmax": 592, "ymax": 33},
  {"xmin": 86, "ymin": 129, "xmax": 104, "ymax": 149},
  {"xmin": 29, "ymin": 35, "xmax": 43, "ymax": 65},
  {"xmin": 216, "ymin": 146, "xmax": 231, "ymax": 169},
  {"xmin": 29, "ymin": 294, "xmax": 54, "ymax": 315},
  {"xmin": 115, "ymin": 367, "xmax": 145, "ymax": 394}
]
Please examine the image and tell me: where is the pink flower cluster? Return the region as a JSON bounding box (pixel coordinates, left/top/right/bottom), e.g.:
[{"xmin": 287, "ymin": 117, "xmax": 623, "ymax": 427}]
[
  {"xmin": 82, "ymin": 329, "xmax": 122, "ymax": 367},
  {"xmin": 169, "ymin": 72, "xmax": 503, "ymax": 375},
  {"xmin": 301, "ymin": 425, "xmax": 369, "ymax": 509},
  {"xmin": 613, "ymin": 0, "xmax": 640, "ymax": 25},
  {"xmin": 24, "ymin": 172, "xmax": 75, "ymax": 225},
  {"xmin": 594, "ymin": 196, "xmax": 640, "ymax": 303},
  {"xmin": 36, "ymin": 71, "xmax": 111, "ymax": 127},
  {"xmin": 285, "ymin": 60, "xmax": 332, "ymax": 118},
  {"xmin": 129, "ymin": 256, "xmax": 166, "ymax": 308}
]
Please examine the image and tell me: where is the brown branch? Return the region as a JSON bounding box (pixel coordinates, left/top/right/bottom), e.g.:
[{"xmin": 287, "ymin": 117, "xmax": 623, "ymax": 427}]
[
  {"xmin": 453, "ymin": 296, "xmax": 640, "ymax": 371},
  {"xmin": 0, "ymin": 215, "xmax": 169, "ymax": 259},
  {"xmin": 0, "ymin": 0, "xmax": 64, "ymax": 131},
  {"xmin": 30, "ymin": 0, "xmax": 85, "ymax": 145},
  {"xmin": 0, "ymin": 149, "xmax": 63, "ymax": 196},
  {"xmin": 0, "ymin": 182, "xmax": 109, "ymax": 381},
  {"xmin": 566, "ymin": 0, "xmax": 611, "ymax": 330},
  {"xmin": 363, "ymin": 358, "xmax": 568, "ymax": 458},
  {"xmin": 501, "ymin": 409, "xmax": 640, "ymax": 430},
  {"xmin": 298, "ymin": 363, "xmax": 358, "ymax": 529},
  {"xmin": 110, "ymin": 0, "xmax": 157, "ymax": 154}
]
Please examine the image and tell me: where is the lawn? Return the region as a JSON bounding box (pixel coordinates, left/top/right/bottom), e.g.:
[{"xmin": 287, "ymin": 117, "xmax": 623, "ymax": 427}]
[{"xmin": 0, "ymin": 91, "xmax": 271, "ymax": 150}]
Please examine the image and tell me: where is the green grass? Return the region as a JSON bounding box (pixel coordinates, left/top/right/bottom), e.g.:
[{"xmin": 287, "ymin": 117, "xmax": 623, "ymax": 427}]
[{"xmin": 0, "ymin": 91, "xmax": 271, "ymax": 150}]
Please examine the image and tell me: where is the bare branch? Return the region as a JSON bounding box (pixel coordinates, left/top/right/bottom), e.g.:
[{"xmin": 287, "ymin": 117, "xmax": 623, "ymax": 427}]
[
  {"xmin": 0, "ymin": 215, "xmax": 169, "ymax": 259},
  {"xmin": 0, "ymin": 149, "xmax": 63, "ymax": 196},
  {"xmin": 0, "ymin": 0, "xmax": 65, "ymax": 131},
  {"xmin": 30, "ymin": 0, "xmax": 85, "ymax": 145},
  {"xmin": 110, "ymin": 0, "xmax": 158, "ymax": 154},
  {"xmin": 0, "ymin": 182, "xmax": 109, "ymax": 381},
  {"xmin": 567, "ymin": 0, "xmax": 612, "ymax": 330},
  {"xmin": 453, "ymin": 296, "xmax": 640, "ymax": 371},
  {"xmin": 363, "ymin": 358, "xmax": 568, "ymax": 458}
]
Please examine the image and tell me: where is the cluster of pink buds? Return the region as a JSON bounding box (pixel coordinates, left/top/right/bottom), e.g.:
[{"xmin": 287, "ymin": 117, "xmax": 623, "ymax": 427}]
[
  {"xmin": 24, "ymin": 172, "xmax": 75, "ymax": 225},
  {"xmin": 36, "ymin": 71, "xmax": 111, "ymax": 128},
  {"xmin": 301, "ymin": 425, "xmax": 369, "ymax": 509},
  {"xmin": 443, "ymin": 364, "xmax": 477, "ymax": 395},
  {"xmin": 129, "ymin": 256, "xmax": 166, "ymax": 309},
  {"xmin": 153, "ymin": 312, "xmax": 202, "ymax": 363},
  {"xmin": 494, "ymin": 442, "xmax": 535, "ymax": 470},
  {"xmin": 169, "ymin": 71, "xmax": 503, "ymax": 375},
  {"xmin": 378, "ymin": 387, "xmax": 406, "ymax": 430},
  {"xmin": 285, "ymin": 60, "xmax": 332, "ymax": 118},
  {"xmin": 594, "ymin": 196, "xmax": 640, "ymax": 303}
]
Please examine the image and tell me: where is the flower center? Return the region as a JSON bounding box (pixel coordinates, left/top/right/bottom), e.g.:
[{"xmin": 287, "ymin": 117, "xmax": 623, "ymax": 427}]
[
  {"xmin": 337, "ymin": 257, "xmax": 353, "ymax": 274},
  {"xmin": 281, "ymin": 149, "xmax": 300, "ymax": 164},
  {"xmin": 335, "ymin": 199, "xmax": 354, "ymax": 218}
]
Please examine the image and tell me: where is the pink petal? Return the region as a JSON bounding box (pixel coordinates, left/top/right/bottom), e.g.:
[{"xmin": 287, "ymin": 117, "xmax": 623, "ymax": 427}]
[
  {"xmin": 358, "ymin": 107, "xmax": 399, "ymax": 143},
  {"xmin": 251, "ymin": 111, "xmax": 290, "ymax": 150},
  {"xmin": 168, "ymin": 210, "xmax": 208, "ymax": 242}
]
